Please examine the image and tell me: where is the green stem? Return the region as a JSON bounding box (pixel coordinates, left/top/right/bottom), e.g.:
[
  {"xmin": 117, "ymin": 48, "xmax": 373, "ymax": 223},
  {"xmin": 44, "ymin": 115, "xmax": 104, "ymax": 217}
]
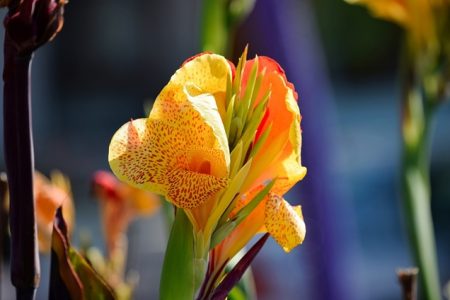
[
  {"xmin": 200, "ymin": 0, "xmax": 229, "ymax": 55},
  {"xmin": 160, "ymin": 209, "xmax": 195, "ymax": 300},
  {"xmin": 401, "ymin": 83, "xmax": 441, "ymax": 300}
]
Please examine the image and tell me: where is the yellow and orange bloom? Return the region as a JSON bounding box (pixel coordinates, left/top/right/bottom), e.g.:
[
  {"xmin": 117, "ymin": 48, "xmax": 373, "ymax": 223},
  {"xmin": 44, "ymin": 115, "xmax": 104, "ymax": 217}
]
[
  {"xmin": 92, "ymin": 170, "xmax": 160, "ymax": 257},
  {"xmin": 108, "ymin": 51, "xmax": 307, "ymax": 292},
  {"xmin": 35, "ymin": 171, "xmax": 74, "ymax": 252}
]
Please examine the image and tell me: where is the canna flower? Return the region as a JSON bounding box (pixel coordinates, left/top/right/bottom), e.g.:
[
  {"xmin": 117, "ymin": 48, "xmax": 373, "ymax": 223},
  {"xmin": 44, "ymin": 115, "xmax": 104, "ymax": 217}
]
[
  {"xmin": 109, "ymin": 51, "xmax": 307, "ymax": 296},
  {"xmin": 4, "ymin": 0, "xmax": 67, "ymax": 55},
  {"xmin": 92, "ymin": 170, "xmax": 161, "ymax": 257},
  {"xmin": 35, "ymin": 171, "xmax": 74, "ymax": 252}
]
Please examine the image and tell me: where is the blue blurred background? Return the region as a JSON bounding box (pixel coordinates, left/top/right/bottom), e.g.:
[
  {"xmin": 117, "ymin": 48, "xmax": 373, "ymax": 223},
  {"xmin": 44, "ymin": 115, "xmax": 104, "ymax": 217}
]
[{"xmin": 1, "ymin": 0, "xmax": 449, "ymax": 299}]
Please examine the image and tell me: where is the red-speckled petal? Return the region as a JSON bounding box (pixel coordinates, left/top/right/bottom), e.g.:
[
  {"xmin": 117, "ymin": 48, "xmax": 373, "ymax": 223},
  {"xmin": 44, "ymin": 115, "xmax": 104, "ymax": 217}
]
[
  {"xmin": 265, "ymin": 194, "xmax": 306, "ymax": 252},
  {"xmin": 167, "ymin": 168, "xmax": 228, "ymax": 209},
  {"xmin": 109, "ymin": 118, "xmax": 184, "ymax": 195}
]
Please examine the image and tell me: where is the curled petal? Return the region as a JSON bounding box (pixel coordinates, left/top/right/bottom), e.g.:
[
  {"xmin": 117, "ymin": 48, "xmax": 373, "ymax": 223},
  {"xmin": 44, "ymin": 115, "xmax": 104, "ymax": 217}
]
[
  {"xmin": 265, "ymin": 194, "xmax": 306, "ymax": 252},
  {"xmin": 109, "ymin": 54, "xmax": 231, "ymax": 210}
]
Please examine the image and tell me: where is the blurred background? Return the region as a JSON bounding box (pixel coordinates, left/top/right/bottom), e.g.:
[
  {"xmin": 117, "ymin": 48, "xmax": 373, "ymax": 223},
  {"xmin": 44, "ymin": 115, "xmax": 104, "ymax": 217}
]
[{"xmin": 1, "ymin": 0, "xmax": 449, "ymax": 299}]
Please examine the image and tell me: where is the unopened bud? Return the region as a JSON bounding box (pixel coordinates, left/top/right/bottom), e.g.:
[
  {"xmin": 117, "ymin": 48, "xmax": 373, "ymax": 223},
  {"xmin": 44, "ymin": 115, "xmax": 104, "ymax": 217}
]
[{"xmin": 4, "ymin": 0, "xmax": 67, "ymax": 55}]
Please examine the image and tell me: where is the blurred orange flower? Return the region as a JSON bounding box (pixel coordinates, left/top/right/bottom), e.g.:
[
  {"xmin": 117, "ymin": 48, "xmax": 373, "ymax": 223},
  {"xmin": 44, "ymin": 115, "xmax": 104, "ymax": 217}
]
[
  {"xmin": 92, "ymin": 170, "xmax": 160, "ymax": 257},
  {"xmin": 35, "ymin": 171, "xmax": 74, "ymax": 253}
]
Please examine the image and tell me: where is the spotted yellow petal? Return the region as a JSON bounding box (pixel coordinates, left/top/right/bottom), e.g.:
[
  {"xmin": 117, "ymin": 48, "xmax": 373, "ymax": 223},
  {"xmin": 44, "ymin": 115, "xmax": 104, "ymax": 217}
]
[
  {"xmin": 265, "ymin": 194, "xmax": 306, "ymax": 252},
  {"xmin": 160, "ymin": 53, "xmax": 231, "ymax": 121},
  {"xmin": 151, "ymin": 54, "xmax": 231, "ymax": 168},
  {"xmin": 167, "ymin": 168, "xmax": 228, "ymax": 209},
  {"xmin": 109, "ymin": 55, "xmax": 231, "ymax": 210},
  {"xmin": 109, "ymin": 118, "xmax": 180, "ymax": 195}
]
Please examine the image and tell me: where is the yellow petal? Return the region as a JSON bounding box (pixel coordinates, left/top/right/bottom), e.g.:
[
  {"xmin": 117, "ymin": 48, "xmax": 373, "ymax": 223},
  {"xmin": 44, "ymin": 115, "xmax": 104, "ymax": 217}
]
[
  {"xmin": 109, "ymin": 118, "xmax": 180, "ymax": 195},
  {"xmin": 151, "ymin": 54, "xmax": 231, "ymax": 169},
  {"xmin": 159, "ymin": 53, "xmax": 231, "ymax": 121},
  {"xmin": 167, "ymin": 168, "xmax": 227, "ymax": 209},
  {"xmin": 265, "ymin": 194, "xmax": 306, "ymax": 252},
  {"xmin": 109, "ymin": 54, "xmax": 231, "ymax": 211}
]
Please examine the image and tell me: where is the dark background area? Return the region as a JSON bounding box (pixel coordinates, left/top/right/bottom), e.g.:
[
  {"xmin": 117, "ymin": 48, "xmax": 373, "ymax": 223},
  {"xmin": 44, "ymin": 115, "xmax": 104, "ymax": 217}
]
[{"xmin": 1, "ymin": 0, "xmax": 449, "ymax": 299}]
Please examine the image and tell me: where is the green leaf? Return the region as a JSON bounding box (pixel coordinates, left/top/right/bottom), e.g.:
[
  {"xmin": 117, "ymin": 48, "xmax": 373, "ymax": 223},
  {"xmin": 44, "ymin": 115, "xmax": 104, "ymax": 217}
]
[
  {"xmin": 230, "ymin": 140, "xmax": 243, "ymax": 178},
  {"xmin": 232, "ymin": 46, "xmax": 248, "ymax": 96},
  {"xmin": 225, "ymin": 95, "xmax": 236, "ymax": 137},
  {"xmin": 205, "ymin": 159, "xmax": 252, "ymax": 242},
  {"xmin": 210, "ymin": 220, "xmax": 237, "ymax": 249},
  {"xmin": 239, "ymin": 56, "xmax": 259, "ymax": 122},
  {"xmin": 160, "ymin": 209, "xmax": 195, "ymax": 300},
  {"xmin": 249, "ymin": 122, "xmax": 272, "ymax": 159},
  {"xmin": 233, "ymin": 179, "xmax": 275, "ymax": 225}
]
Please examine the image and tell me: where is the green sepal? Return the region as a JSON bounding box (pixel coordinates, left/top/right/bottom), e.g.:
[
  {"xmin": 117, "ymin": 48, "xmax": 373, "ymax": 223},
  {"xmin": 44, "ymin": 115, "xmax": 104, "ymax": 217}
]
[
  {"xmin": 230, "ymin": 140, "xmax": 243, "ymax": 178},
  {"xmin": 238, "ymin": 56, "xmax": 259, "ymax": 122},
  {"xmin": 234, "ymin": 179, "xmax": 275, "ymax": 224},
  {"xmin": 159, "ymin": 209, "xmax": 195, "ymax": 300}
]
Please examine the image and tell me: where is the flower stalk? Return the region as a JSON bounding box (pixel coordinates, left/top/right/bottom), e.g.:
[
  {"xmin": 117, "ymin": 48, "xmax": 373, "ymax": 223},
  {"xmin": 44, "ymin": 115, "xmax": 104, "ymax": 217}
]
[
  {"xmin": 200, "ymin": 0, "xmax": 256, "ymax": 55},
  {"xmin": 401, "ymin": 67, "xmax": 441, "ymax": 300},
  {"xmin": 2, "ymin": 0, "xmax": 66, "ymax": 298},
  {"xmin": 3, "ymin": 39, "xmax": 39, "ymax": 298}
]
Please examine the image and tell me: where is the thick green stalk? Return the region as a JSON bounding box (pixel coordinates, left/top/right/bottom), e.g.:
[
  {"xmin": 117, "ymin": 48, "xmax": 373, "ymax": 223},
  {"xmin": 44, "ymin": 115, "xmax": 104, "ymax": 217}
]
[
  {"xmin": 401, "ymin": 84, "xmax": 441, "ymax": 300},
  {"xmin": 160, "ymin": 209, "xmax": 195, "ymax": 300}
]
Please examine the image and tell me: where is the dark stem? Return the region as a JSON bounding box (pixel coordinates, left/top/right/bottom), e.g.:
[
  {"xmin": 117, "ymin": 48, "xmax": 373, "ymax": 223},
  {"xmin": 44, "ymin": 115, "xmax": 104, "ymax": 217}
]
[
  {"xmin": 0, "ymin": 174, "xmax": 8, "ymax": 300},
  {"xmin": 397, "ymin": 268, "xmax": 419, "ymax": 300},
  {"xmin": 3, "ymin": 33, "xmax": 39, "ymax": 299}
]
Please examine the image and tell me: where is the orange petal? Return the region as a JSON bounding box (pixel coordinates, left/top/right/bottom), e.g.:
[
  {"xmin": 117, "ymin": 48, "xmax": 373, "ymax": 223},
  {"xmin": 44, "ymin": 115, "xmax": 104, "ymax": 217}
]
[
  {"xmin": 241, "ymin": 60, "xmax": 306, "ymax": 195},
  {"xmin": 265, "ymin": 194, "xmax": 306, "ymax": 252}
]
